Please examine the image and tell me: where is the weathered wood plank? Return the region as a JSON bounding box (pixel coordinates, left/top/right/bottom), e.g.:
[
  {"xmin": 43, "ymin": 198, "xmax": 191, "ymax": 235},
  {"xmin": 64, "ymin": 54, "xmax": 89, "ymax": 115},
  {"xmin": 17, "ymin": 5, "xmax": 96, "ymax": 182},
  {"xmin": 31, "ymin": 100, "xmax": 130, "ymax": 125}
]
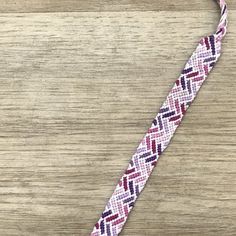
[
  {"xmin": 0, "ymin": 8, "xmax": 235, "ymax": 236},
  {"xmin": 0, "ymin": 0, "xmax": 234, "ymax": 13}
]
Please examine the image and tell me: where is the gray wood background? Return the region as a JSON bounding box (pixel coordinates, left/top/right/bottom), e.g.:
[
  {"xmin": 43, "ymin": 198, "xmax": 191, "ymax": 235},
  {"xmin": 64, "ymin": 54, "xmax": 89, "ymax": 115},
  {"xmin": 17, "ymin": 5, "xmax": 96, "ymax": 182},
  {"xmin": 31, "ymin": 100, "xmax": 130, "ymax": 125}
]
[{"xmin": 0, "ymin": 0, "xmax": 235, "ymax": 235}]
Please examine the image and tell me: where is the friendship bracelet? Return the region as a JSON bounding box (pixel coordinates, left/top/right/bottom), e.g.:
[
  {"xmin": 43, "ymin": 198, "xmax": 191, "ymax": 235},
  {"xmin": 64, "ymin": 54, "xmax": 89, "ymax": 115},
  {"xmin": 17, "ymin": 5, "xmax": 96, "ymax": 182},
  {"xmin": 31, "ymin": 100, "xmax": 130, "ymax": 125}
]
[{"xmin": 91, "ymin": 1, "xmax": 228, "ymax": 235}]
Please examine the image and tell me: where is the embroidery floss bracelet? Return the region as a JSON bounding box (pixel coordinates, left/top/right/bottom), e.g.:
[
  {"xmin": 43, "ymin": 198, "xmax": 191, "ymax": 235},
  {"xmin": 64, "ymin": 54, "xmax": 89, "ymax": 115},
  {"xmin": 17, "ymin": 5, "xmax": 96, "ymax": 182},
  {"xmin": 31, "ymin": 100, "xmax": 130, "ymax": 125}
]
[{"xmin": 90, "ymin": 1, "xmax": 228, "ymax": 235}]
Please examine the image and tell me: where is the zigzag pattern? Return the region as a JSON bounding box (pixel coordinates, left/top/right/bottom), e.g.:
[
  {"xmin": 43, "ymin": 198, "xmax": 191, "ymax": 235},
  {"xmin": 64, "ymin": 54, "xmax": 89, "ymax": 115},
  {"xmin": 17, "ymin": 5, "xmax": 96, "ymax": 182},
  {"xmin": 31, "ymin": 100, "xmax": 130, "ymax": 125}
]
[{"xmin": 91, "ymin": 1, "xmax": 227, "ymax": 235}]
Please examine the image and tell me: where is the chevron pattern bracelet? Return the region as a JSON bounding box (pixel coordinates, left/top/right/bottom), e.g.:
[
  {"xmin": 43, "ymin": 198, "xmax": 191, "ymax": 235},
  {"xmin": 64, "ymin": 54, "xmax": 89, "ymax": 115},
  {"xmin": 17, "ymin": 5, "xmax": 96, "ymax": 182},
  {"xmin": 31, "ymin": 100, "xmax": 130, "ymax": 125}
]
[{"xmin": 90, "ymin": 1, "xmax": 228, "ymax": 235}]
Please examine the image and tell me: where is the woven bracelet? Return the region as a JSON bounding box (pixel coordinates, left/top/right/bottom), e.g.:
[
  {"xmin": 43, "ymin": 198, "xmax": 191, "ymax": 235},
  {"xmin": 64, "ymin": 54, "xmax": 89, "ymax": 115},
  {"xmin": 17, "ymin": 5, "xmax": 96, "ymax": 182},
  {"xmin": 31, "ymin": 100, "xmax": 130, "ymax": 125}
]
[{"xmin": 90, "ymin": 1, "xmax": 228, "ymax": 235}]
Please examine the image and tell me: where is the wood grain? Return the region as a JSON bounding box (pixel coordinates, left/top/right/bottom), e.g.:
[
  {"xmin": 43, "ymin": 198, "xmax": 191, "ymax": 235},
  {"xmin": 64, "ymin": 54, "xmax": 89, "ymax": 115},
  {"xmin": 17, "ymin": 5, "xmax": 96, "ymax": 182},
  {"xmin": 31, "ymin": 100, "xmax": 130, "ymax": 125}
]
[
  {"xmin": 0, "ymin": 1, "xmax": 235, "ymax": 236},
  {"xmin": 0, "ymin": 0, "xmax": 235, "ymax": 13}
]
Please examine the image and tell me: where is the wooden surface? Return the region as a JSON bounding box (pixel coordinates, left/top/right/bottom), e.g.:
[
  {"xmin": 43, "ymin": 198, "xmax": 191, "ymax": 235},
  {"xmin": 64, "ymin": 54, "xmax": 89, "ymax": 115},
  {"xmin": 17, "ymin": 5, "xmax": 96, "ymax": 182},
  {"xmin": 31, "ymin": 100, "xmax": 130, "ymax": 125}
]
[{"xmin": 0, "ymin": 1, "xmax": 235, "ymax": 235}]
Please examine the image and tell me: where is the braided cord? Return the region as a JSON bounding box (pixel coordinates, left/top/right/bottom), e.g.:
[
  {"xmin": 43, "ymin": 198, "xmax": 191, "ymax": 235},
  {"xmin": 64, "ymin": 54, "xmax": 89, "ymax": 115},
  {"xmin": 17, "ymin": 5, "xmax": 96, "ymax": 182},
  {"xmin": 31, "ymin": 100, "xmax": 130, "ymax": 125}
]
[{"xmin": 91, "ymin": 1, "xmax": 228, "ymax": 235}]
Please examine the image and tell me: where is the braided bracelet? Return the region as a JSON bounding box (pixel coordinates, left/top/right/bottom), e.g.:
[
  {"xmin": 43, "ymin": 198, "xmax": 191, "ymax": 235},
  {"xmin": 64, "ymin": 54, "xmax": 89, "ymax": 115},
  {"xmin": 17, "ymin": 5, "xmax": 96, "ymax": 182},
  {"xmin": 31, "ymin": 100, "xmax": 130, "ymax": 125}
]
[{"xmin": 90, "ymin": 0, "xmax": 228, "ymax": 235}]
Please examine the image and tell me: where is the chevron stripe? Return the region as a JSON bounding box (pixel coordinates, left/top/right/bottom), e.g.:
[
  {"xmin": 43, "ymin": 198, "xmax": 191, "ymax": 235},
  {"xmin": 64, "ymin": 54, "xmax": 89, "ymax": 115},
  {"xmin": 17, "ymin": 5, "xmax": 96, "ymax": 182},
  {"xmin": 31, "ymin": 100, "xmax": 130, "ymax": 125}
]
[{"xmin": 91, "ymin": 1, "xmax": 228, "ymax": 235}]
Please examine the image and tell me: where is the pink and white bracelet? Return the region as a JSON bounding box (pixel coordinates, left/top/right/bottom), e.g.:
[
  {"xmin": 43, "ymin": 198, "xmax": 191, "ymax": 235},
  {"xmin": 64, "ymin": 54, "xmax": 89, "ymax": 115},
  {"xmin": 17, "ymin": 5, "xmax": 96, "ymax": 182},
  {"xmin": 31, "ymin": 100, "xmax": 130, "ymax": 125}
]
[{"xmin": 91, "ymin": 1, "xmax": 228, "ymax": 235}]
